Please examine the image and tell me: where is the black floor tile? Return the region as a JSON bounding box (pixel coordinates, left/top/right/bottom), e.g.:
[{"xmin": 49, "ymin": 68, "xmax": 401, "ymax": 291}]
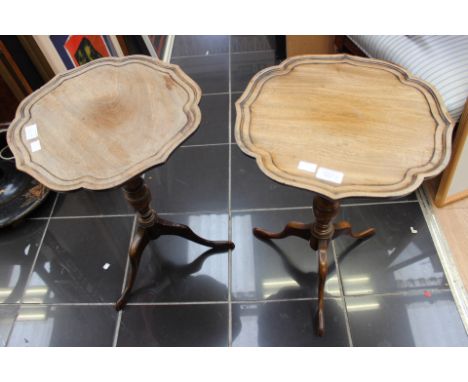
[
  {"xmin": 146, "ymin": 145, "xmax": 228, "ymax": 213},
  {"xmin": 346, "ymin": 291, "xmax": 468, "ymax": 346},
  {"xmin": 335, "ymin": 203, "xmax": 447, "ymax": 296},
  {"xmin": 231, "ymin": 145, "xmax": 313, "ymax": 210},
  {"xmin": 7, "ymin": 305, "xmax": 116, "ymax": 346},
  {"xmin": 117, "ymin": 304, "xmax": 228, "ymax": 346},
  {"xmin": 53, "ymin": 188, "xmax": 133, "ymax": 217},
  {"xmin": 0, "ymin": 305, "xmax": 17, "ymax": 346},
  {"xmin": 183, "ymin": 94, "xmax": 229, "ymax": 146},
  {"xmin": 127, "ymin": 212, "xmax": 229, "ymax": 303},
  {"xmin": 171, "ymin": 54, "xmax": 229, "ymax": 94},
  {"xmin": 232, "ymin": 299, "xmax": 350, "ymax": 346},
  {"xmin": 0, "ymin": 219, "xmax": 47, "ymax": 303},
  {"xmin": 172, "ymin": 35, "xmax": 229, "ymax": 57},
  {"xmin": 232, "ymin": 209, "xmax": 339, "ymax": 301},
  {"xmin": 231, "ymin": 36, "xmax": 276, "ymax": 52},
  {"xmin": 231, "ymin": 50, "xmax": 278, "ymax": 92},
  {"xmin": 22, "ymin": 217, "xmax": 132, "ymax": 304}
]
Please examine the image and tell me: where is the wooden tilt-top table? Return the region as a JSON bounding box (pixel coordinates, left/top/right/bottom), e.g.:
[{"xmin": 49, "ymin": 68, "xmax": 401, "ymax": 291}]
[
  {"xmin": 235, "ymin": 54, "xmax": 454, "ymax": 336},
  {"xmin": 7, "ymin": 55, "xmax": 234, "ymax": 310}
]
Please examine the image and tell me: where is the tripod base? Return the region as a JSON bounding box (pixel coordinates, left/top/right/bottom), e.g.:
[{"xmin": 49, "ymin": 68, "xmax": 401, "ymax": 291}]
[
  {"xmin": 115, "ymin": 176, "xmax": 234, "ymax": 311},
  {"xmin": 253, "ymin": 195, "xmax": 375, "ymax": 336}
]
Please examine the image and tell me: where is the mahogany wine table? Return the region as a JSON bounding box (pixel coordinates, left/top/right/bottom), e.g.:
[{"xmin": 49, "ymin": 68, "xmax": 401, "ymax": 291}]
[
  {"xmin": 235, "ymin": 54, "xmax": 454, "ymax": 336},
  {"xmin": 7, "ymin": 55, "xmax": 234, "ymax": 310}
]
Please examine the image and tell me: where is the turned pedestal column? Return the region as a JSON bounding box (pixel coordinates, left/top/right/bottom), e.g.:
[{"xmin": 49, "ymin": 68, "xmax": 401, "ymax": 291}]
[{"xmin": 116, "ymin": 176, "xmax": 234, "ymax": 310}]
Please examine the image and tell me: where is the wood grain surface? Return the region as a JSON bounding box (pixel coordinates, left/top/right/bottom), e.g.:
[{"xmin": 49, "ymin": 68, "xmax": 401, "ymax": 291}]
[
  {"xmin": 235, "ymin": 54, "xmax": 454, "ymax": 200},
  {"xmin": 7, "ymin": 55, "xmax": 201, "ymax": 191}
]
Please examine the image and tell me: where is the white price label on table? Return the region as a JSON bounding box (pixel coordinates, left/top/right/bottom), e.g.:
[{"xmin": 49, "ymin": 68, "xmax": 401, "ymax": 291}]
[{"xmin": 316, "ymin": 167, "xmax": 344, "ymax": 184}]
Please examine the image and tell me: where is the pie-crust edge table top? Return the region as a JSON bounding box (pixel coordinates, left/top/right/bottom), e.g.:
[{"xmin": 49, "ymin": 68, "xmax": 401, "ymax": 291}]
[
  {"xmin": 7, "ymin": 55, "xmax": 202, "ymax": 191},
  {"xmin": 235, "ymin": 54, "xmax": 454, "ymax": 200}
]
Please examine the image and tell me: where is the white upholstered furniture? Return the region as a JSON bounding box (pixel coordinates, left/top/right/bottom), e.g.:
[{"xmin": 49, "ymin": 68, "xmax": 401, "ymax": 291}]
[
  {"xmin": 344, "ymin": 35, "xmax": 468, "ymax": 206},
  {"xmin": 348, "ymin": 35, "xmax": 468, "ymax": 121}
]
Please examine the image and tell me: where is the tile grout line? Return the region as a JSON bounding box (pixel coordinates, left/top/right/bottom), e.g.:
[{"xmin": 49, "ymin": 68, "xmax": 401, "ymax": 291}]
[
  {"xmin": 112, "ymin": 214, "xmax": 137, "ymax": 347},
  {"xmin": 180, "ymin": 142, "xmax": 230, "ymax": 149},
  {"xmin": 25, "ymin": 198, "xmax": 419, "ymax": 224},
  {"xmin": 227, "ymin": 35, "xmax": 233, "ymax": 347},
  {"xmin": 5, "ymin": 193, "xmax": 59, "ymax": 346},
  {"xmin": 0, "ymin": 287, "xmax": 455, "ymax": 308},
  {"xmin": 231, "ymin": 200, "xmax": 418, "ymax": 214},
  {"xmin": 29, "ymin": 213, "xmax": 136, "ymax": 220},
  {"xmin": 27, "ymin": 210, "xmax": 224, "ymax": 220},
  {"xmin": 331, "ymin": 241, "xmax": 354, "ymax": 347},
  {"xmin": 341, "ymin": 200, "xmax": 419, "ymax": 207},
  {"xmin": 171, "ymin": 49, "xmax": 276, "ymax": 60},
  {"xmin": 25, "ymin": 199, "xmax": 419, "ymax": 222},
  {"xmin": 0, "ymin": 299, "xmax": 330, "ymax": 308},
  {"xmin": 201, "ymin": 91, "xmax": 243, "ymax": 97}
]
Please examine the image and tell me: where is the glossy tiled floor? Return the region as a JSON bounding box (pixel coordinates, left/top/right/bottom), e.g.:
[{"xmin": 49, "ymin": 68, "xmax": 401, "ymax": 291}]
[{"xmin": 1, "ymin": 36, "xmax": 467, "ymax": 347}]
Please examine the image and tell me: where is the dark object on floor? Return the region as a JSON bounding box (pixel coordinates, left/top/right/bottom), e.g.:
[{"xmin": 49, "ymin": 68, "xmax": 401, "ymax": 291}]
[{"xmin": 0, "ymin": 128, "xmax": 49, "ymax": 227}]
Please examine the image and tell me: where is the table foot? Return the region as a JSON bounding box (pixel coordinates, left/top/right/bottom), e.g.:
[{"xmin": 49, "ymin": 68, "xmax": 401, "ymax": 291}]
[
  {"xmin": 115, "ymin": 176, "xmax": 234, "ymax": 311},
  {"xmin": 115, "ymin": 226, "xmax": 149, "ymax": 311}
]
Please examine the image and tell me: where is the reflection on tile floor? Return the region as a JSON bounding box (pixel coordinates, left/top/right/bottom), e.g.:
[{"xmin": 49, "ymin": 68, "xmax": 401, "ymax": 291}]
[
  {"xmin": 335, "ymin": 203, "xmax": 447, "ymax": 296},
  {"xmin": 8, "ymin": 305, "xmax": 116, "ymax": 346},
  {"xmin": 117, "ymin": 304, "xmax": 229, "ymax": 347},
  {"xmin": 1, "ymin": 36, "xmax": 466, "ymax": 347},
  {"xmin": 232, "ymin": 299, "xmax": 350, "ymax": 347},
  {"xmin": 0, "ymin": 305, "xmax": 17, "ymax": 346},
  {"xmin": 0, "ymin": 219, "xmax": 47, "ymax": 303},
  {"xmin": 232, "ymin": 209, "xmax": 339, "ymax": 301},
  {"xmin": 346, "ymin": 291, "xmax": 468, "ymax": 346},
  {"xmin": 22, "ymin": 217, "xmax": 132, "ymax": 304},
  {"xmin": 129, "ymin": 212, "xmax": 229, "ymax": 303}
]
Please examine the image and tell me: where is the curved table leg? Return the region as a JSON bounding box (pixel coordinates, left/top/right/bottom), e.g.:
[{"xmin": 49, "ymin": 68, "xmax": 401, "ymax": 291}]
[
  {"xmin": 333, "ymin": 220, "xmax": 376, "ymax": 240},
  {"xmin": 156, "ymin": 217, "xmax": 235, "ymax": 250},
  {"xmin": 253, "ymin": 221, "xmax": 311, "ymax": 241},
  {"xmin": 315, "ymin": 239, "xmax": 329, "ymax": 337},
  {"xmin": 116, "ymin": 226, "xmax": 150, "ymax": 311}
]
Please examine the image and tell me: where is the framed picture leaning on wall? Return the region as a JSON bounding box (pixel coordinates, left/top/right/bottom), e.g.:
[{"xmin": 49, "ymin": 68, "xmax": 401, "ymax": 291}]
[{"xmin": 32, "ymin": 35, "xmax": 124, "ymax": 74}]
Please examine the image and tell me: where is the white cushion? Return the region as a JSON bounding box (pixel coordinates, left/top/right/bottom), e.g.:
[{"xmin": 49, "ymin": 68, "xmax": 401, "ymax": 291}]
[{"xmin": 348, "ymin": 35, "xmax": 468, "ymax": 121}]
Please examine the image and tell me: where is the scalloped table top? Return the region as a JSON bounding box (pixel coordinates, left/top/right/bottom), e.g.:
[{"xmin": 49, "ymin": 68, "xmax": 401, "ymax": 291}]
[
  {"xmin": 7, "ymin": 55, "xmax": 201, "ymax": 191},
  {"xmin": 235, "ymin": 54, "xmax": 454, "ymax": 200}
]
